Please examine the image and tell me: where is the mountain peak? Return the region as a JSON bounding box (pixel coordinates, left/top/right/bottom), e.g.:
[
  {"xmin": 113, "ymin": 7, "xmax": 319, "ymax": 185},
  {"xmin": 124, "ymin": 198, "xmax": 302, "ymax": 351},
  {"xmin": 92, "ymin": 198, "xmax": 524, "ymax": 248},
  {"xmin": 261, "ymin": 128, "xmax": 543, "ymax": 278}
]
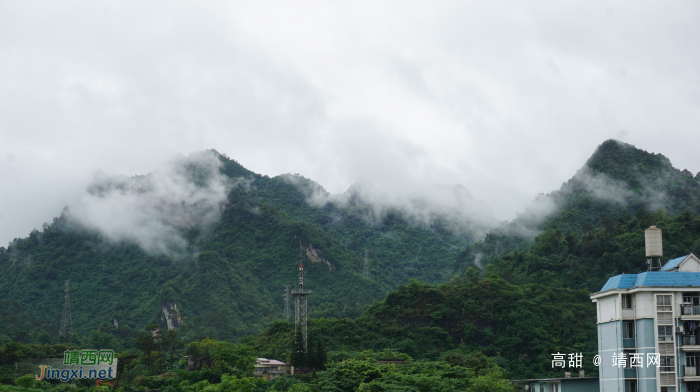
[{"xmin": 585, "ymin": 139, "xmax": 673, "ymax": 181}]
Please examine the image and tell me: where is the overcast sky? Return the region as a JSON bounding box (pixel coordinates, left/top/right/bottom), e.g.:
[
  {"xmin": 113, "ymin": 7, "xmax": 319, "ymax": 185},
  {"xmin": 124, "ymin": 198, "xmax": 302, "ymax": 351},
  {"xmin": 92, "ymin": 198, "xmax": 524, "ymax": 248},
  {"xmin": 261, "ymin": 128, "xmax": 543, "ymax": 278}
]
[{"xmin": 1, "ymin": 0, "xmax": 699, "ymax": 247}]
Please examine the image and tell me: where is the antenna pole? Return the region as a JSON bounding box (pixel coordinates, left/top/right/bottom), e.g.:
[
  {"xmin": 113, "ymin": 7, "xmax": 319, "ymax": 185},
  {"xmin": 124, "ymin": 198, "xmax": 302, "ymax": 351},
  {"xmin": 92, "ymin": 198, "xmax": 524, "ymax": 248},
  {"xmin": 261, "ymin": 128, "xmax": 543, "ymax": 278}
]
[
  {"xmin": 59, "ymin": 280, "xmax": 73, "ymax": 338},
  {"xmin": 292, "ymin": 239, "xmax": 310, "ymax": 357}
]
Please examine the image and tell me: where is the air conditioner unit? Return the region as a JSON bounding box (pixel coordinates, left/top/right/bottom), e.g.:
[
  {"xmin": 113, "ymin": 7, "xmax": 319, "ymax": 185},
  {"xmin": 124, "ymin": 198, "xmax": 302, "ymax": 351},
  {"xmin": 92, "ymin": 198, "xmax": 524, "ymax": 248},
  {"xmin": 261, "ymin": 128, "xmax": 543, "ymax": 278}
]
[{"xmin": 676, "ymin": 326, "xmax": 684, "ymax": 334}]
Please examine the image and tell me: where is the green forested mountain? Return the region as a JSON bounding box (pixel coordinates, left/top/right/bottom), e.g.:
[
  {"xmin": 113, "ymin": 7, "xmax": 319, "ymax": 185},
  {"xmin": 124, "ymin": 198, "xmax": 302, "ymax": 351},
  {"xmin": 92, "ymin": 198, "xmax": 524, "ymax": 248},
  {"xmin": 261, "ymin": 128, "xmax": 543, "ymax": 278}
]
[
  {"xmin": 460, "ymin": 139, "xmax": 700, "ymax": 269},
  {"xmin": 2, "ymin": 139, "xmax": 700, "ymax": 373},
  {"xmin": 247, "ymin": 277, "xmax": 597, "ymax": 380},
  {"xmin": 486, "ymin": 208, "xmax": 700, "ymax": 292},
  {"xmin": 0, "ymin": 277, "xmax": 597, "ymax": 388},
  {"xmin": 220, "ymin": 157, "xmax": 487, "ymax": 286},
  {"xmin": 0, "ymin": 185, "xmax": 385, "ymax": 344},
  {"xmin": 0, "ymin": 151, "xmax": 490, "ymax": 345}
]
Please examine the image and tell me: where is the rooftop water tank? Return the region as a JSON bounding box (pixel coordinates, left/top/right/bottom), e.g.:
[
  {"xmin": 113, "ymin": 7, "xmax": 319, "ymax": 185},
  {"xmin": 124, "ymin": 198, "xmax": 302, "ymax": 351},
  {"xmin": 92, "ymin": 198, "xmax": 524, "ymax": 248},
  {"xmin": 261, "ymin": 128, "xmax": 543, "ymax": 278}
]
[{"xmin": 645, "ymin": 226, "xmax": 663, "ymax": 257}]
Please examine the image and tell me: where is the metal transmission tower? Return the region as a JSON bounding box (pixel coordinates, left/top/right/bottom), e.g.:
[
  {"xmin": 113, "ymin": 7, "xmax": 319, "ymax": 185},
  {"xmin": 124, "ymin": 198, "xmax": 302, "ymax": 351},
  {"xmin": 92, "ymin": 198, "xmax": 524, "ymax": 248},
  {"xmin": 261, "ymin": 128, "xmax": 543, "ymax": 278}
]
[
  {"xmin": 362, "ymin": 249, "xmax": 371, "ymax": 280},
  {"xmin": 283, "ymin": 285, "xmax": 291, "ymax": 319},
  {"xmin": 59, "ymin": 280, "xmax": 73, "ymax": 338},
  {"xmin": 291, "ymin": 241, "xmax": 311, "ymax": 354}
]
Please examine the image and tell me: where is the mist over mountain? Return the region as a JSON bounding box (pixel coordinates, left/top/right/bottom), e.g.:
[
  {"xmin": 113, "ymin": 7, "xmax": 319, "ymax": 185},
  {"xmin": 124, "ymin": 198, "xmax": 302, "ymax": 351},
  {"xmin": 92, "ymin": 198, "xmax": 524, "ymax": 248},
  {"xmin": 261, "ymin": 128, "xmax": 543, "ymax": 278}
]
[
  {"xmin": 280, "ymin": 173, "xmax": 498, "ymax": 237},
  {"xmin": 0, "ymin": 150, "xmax": 497, "ymax": 344},
  {"xmin": 462, "ymin": 139, "xmax": 700, "ymax": 269},
  {"xmin": 2, "ymin": 139, "xmax": 700, "ymax": 348},
  {"xmin": 63, "ymin": 151, "xmax": 230, "ymax": 255}
]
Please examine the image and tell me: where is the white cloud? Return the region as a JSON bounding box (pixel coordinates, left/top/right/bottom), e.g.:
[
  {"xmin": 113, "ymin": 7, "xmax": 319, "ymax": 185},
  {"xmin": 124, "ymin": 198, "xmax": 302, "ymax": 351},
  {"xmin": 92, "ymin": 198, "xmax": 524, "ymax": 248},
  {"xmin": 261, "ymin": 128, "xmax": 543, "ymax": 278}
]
[
  {"xmin": 1, "ymin": 0, "xmax": 700, "ymax": 245},
  {"xmin": 63, "ymin": 151, "xmax": 228, "ymax": 255}
]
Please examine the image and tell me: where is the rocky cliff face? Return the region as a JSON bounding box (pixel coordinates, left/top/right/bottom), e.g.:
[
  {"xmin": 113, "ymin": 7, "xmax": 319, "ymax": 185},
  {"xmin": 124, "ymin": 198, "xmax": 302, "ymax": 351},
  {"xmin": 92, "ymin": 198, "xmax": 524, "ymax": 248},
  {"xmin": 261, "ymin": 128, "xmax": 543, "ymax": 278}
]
[{"xmin": 162, "ymin": 301, "xmax": 183, "ymax": 330}]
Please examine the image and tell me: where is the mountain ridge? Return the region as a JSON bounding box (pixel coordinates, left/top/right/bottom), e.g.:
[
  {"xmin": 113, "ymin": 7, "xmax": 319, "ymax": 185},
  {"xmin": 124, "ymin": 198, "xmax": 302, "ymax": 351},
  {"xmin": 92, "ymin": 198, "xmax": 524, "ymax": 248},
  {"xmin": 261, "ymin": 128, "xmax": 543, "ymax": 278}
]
[{"xmin": 2, "ymin": 139, "xmax": 700, "ymax": 347}]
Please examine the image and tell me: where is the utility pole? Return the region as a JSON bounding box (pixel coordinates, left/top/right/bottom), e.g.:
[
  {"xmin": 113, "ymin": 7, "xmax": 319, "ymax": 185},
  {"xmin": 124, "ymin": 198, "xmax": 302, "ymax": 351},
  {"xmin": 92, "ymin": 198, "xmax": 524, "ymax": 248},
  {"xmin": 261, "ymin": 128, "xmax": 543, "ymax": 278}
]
[
  {"xmin": 59, "ymin": 280, "xmax": 73, "ymax": 338},
  {"xmin": 283, "ymin": 285, "xmax": 291, "ymax": 319},
  {"xmin": 362, "ymin": 249, "xmax": 371, "ymax": 280},
  {"xmin": 291, "ymin": 240, "xmax": 311, "ymax": 355}
]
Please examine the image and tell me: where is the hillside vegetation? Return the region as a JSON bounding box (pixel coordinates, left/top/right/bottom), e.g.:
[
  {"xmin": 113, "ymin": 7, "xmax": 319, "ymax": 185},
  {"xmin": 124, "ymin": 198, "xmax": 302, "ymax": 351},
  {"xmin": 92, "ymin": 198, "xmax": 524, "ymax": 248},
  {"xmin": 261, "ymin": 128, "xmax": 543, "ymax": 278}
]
[
  {"xmin": 460, "ymin": 139, "xmax": 700, "ymax": 269},
  {"xmin": 2, "ymin": 139, "xmax": 700, "ymax": 391},
  {"xmin": 0, "ymin": 151, "xmax": 490, "ymax": 344}
]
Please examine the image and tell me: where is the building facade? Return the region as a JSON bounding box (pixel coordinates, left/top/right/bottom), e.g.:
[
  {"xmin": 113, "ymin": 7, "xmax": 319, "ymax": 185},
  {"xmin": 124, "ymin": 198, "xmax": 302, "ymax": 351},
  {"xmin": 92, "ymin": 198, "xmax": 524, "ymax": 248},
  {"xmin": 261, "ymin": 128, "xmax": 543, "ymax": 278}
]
[
  {"xmin": 512, "ymin": 373, "xmax": 599, "ymax": 392},
  {"xmin": 254, "ymin": 358, "xmax": 291, "ymax": 379},
  {"xmin": 591, "ymin": 253, "xmax": 700, "ymax": 392}
]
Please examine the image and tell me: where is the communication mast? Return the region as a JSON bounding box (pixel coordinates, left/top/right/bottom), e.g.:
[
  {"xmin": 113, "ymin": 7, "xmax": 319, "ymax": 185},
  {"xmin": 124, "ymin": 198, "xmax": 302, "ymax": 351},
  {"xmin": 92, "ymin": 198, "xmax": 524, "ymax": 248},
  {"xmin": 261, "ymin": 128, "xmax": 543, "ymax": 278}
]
[
  {"xmin": 291, "ymin": 240, "xmax": 311, "ymax": 354},
  {"xmin": 283, "ymin": 285, "xmax": 291, "ymax": 319},
  {"xmin": 362, "ymin": 249, "xmax": 371, "ymax": 280},
  {"xmin": 59, "ymin": 280, "xmax": 73, "ymax": 338}
]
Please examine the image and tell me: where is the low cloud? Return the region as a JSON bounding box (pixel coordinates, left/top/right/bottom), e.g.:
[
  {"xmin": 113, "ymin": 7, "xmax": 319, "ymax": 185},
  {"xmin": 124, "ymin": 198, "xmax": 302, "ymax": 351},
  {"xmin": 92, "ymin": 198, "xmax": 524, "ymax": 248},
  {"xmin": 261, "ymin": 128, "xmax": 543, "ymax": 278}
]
[
  {"xmin": 64, "ymin": 151, "xmax": 229, "ymax": 255},
  {"xmin": 494, "ymin": 165, "xmax": 636, "ymax": 238},
  {"xmin": 572, "ymin": 167, "xmax": 633, "ymax": 204},
  {"xmin": 281, "ymin": 174, "xmax": 499, "ymax": 239},
  {"xmin": 505, "ymin": 193, "xmax": 560, "ymax": 238}
]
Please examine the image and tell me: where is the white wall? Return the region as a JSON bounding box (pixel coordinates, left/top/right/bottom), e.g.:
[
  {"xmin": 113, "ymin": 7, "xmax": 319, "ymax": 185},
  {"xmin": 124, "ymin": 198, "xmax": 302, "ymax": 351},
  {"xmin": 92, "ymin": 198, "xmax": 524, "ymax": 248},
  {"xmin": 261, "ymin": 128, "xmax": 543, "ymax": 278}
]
[
  {"xmin": 598, "ymin": 295, "xmax": 618, "ymax": 323},
  {"xmin": 679, "ymin": 255, "xmax": 700, "ymax": 272},
  {"xmin": 635, "ymin": 291, "xmax": 655, "ymax": 319}
]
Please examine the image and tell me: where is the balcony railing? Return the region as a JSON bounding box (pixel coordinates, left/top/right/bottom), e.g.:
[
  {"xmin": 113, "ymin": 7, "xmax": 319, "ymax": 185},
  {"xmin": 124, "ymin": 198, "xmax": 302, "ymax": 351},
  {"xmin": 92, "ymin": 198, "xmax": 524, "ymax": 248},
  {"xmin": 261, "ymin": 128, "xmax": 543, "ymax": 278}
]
[
  {"xmin": 685, "ymin": 366, "xmax": 697, "ymax": 377},
  {"xmin": 684, "ymin": 335, "xmax": 698, "ymax": 346},
  {"xmin": 681, "ymin": 305, "xmax": 700, "ymax": 315}
]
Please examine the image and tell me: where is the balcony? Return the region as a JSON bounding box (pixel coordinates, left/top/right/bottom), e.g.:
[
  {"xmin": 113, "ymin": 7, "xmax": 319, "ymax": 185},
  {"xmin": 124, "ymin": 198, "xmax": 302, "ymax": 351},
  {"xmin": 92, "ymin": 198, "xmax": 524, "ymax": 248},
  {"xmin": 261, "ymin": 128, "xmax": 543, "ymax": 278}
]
[
  {"xmin": 681, "ymin": 335, "xmax": 700, "ymax": 351},
  {"xmin": 681, "ymin": 305, "xmax": 700, "ymax": 319},
  {"xmin": 684, "ymin": 366, "xmax": 700, "ymax": 382}
]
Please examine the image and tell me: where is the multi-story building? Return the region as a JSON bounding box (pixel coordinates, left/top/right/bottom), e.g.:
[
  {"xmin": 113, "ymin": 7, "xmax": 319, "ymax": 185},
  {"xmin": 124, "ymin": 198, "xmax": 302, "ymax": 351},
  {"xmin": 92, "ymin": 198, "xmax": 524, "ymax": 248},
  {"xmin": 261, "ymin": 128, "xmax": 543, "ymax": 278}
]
[{"xmin": 591, "ymin": 225, "xmax": 700, "ymax": 392}]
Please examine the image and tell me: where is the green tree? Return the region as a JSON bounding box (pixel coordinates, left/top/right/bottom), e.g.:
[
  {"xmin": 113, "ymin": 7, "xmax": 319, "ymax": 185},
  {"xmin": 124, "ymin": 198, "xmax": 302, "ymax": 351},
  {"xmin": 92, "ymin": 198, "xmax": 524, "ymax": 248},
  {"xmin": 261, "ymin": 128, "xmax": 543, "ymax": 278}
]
[
  {"xmin": 14, "ymin": 374, "xmax": 35, "ymax": 390},
  {"xmin": 467, "ymin": 370, "xmax": 516, "ymax": 392},
  {"xmin": 87, "ymin": 330, "xmax": 120, "ymax": 351},
  {"xmin": 207, "ymin": 340, "xmax": 256, "ymax": 377},
  {"xmin": 214, "ymin": 374, "xmax": 266, "ymax": 392}
]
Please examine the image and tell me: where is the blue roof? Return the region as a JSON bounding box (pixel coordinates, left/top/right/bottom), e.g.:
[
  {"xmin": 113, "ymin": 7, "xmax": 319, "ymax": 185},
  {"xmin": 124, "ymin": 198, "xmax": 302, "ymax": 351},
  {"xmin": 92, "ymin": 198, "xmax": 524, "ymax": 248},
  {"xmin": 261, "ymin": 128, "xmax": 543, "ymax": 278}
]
[
  {"xmin": 661, "ymin": 255, "xmax": 688, "ymax": 271},
  {"xmin": 599, "ymin": 271, "xmax": 700, "ymax": 292}
]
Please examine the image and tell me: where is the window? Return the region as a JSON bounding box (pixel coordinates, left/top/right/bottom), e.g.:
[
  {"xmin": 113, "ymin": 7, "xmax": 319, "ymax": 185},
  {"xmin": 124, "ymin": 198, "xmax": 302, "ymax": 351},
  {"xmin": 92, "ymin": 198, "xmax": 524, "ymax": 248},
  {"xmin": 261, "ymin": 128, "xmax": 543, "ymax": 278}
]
[
  {"xmin": 688, "ymin": 352, "xmax": 699, "ymax": 367},
  {"xmin": 624, "ymin": 351, "xmax": 638, "ymax": 368},
  {"xmin": 657, "ymin": 295, "xmax": 672, "ymax": 311},
  {"xmin": 684, "ymin": 294, "xmax": 700, "ymax": 305},
  {"xmin": 659, "ymin": 342, "xmax": 674, "ymax": 355},
  {"xmin": 660, "ymin": 388, "xmax": 676, "ymax": 392},
  {"xmin": 623, "ymin": 321, "xmax": 635, "ymax": 339},
  {"xmin": 625, "ymin": 380, "xmax": 637, "ymax": 392},
  {"xmin": 658, "ymin": 325, "xmax": 674, "ymax": 342},
  {"xmin": 539, "ymin": 386, "xmax": 544, "ymax": 392},
  {"xmin": 622, "ymin": 294, "xmax": 633, "ymax": 309},
  {"xmin": 660, "ymin": 356, "xmax": 675, "ymax": 372},
  {"xmin": 657, "ymin": 294, "xmax": 673, "ymax": 325}
]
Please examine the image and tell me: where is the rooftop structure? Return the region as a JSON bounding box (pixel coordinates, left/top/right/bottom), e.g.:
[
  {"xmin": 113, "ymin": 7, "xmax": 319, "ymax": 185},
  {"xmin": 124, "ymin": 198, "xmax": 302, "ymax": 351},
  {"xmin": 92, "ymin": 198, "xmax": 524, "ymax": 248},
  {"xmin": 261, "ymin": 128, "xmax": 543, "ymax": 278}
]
[
  {"xmin": 254, "ymin": 358, "xmax": 291, "ymax": 380},
  {"xmin": 511, "ymin": 371, "xmax": 599, "ymax": 392}
]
